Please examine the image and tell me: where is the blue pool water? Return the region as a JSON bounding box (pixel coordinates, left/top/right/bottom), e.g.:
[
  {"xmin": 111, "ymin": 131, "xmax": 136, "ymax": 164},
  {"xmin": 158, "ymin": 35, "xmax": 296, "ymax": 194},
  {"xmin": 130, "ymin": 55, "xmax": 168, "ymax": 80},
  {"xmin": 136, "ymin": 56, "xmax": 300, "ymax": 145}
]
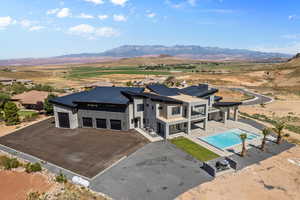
[{"xmin": 200, "ymin": 129, "xmax": 260, "ymax": 150}]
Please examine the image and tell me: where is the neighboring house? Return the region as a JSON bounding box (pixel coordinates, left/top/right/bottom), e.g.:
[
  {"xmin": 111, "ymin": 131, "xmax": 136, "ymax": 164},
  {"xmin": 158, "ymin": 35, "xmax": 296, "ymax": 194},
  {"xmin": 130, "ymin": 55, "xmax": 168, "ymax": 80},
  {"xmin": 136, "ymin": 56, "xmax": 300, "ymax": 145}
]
[
  {"xmin": 12, "ymin": 90, "xmax": 49, "ymax": 110},
  {"xmin": 0, "ymin": 77, "xmax": 33, "ymax": 86},
  {"xmin": 0, "ymin": 77, "xmax": 16, "ymax": 86},
  {"xmin": 50, "ymin": 84, "xmax": 242, "ymax": 139},
  {"xmin": 16, "ymin": 79, "xmax": 34, "ymax": 86},
  {"xmin": 84, "ymin": 81, "xmax": 114, "ymax": 90}
]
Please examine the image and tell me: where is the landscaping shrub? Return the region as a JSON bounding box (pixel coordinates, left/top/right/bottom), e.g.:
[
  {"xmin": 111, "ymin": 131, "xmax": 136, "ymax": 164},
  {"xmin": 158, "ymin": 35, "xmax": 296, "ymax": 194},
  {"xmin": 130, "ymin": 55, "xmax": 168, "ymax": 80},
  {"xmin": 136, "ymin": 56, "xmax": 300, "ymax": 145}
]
[
  {"xmin": 0, "ymin": 156, "xmax": 21, "ymax": 170},
  {"xmin": 43, "ymin": 94, "xmax": 58, "ymax": 115},
  {"xmin": 4, "ymin": 101, "xmax": 20, "ymax": 125},
  {"xmin": 0, "ymin": 93, "xmax": 10, "ymax": 109},
  {"xmin": 55, "ymin": 172, "xmax": 67, "ymax": 183},
  {"xmin": 9, "ymin": 83, "xmax": 28, "ymax": 95},
  {"xmin": 26, "ymin": 192, "xmax": 47, "ymax": 200},
  {"xmin": 240, "ymin": 112, "xmax": 300, "ymax": 134},
  {"xmin": 26, "ymin": 162, "xmax": 42, "ymax": 173}
]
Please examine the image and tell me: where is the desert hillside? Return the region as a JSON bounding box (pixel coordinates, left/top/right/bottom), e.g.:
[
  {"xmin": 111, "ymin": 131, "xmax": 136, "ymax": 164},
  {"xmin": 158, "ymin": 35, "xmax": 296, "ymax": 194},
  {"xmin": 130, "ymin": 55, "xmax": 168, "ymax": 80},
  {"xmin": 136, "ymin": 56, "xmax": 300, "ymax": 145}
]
[{"xmin": 287, "ymin": 53, "xmax": 300, "ymax": 67}]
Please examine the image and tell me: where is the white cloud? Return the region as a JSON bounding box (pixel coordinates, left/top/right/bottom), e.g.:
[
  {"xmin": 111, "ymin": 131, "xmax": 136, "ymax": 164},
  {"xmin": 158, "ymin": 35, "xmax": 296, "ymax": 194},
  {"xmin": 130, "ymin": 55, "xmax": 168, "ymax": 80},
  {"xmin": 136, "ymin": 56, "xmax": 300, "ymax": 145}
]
[
  {"xmin": 19, "ymin": 19, "xmax": 34, "ymax": 28},
  {"xmin": 187, "ymin": 0, "xmax": 197, "ymax": 6},
  {"xmin": 29, "ymin": 26, "xmax": 45, "ymax": 31},
  {"xmin": 47, "ymin": 8, "xmax": 59, "ymax": 15},
  {"xmin": 95, "ymin": 27, "xmax": 120, "ymax": 37},
  {"xmin": 57, "ymin": 8, "xmax": 71, "ymax": 18},
  {"xmin": 0, "ymin": 16, "xmax": 16, "ymax": 29},
  {"xmin": 84, "ymin": 0, "xmax": 104, "ymax": 5},
  {"xmin": 98, "ymin": 15, "xmax": 109, "ymax": 20},
  {"xmin": 282, "ymin": 34, "xmax": 300, "ymax": 40},
  {"xmin": 68, "ymin": 24, "xmax": 119, "ymax": 39},
  {"xmin": 111, "ymin": 0, "xmax": 128, "ymax": 6},
  {"xmin": 147, "ymin": 12, "xmax": 156, "ymax": 18},
  {"xmin": 78, "ymin": 13, "xmax": 94, "ymax": 19},
  {"xmin": 113, "ymin": 14, "xmax": 127, "ymax": 22},
  {"xmin": 47, "ymin": 8, "xmax": 71, "ymax": 18}
]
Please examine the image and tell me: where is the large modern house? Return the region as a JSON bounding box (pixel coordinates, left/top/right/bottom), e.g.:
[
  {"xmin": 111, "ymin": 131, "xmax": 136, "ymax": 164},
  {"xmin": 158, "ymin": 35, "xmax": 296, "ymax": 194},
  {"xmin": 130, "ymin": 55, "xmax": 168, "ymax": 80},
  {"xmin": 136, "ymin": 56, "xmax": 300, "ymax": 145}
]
[{"xmin": 50, "ymin": 84, "xmax": 242, "ymax": 139}]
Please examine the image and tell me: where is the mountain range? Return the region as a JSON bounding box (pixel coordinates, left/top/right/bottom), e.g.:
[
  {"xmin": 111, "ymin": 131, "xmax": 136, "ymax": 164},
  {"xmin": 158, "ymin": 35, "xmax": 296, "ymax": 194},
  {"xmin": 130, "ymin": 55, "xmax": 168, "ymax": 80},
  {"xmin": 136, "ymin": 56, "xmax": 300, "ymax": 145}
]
[
  {"xmin": 0, "ymin": 45, "xmax": 292, "ymax": 66},
  {"xmin": 60, "ymin": 45, "xmax": 290, "ymax": 60}
]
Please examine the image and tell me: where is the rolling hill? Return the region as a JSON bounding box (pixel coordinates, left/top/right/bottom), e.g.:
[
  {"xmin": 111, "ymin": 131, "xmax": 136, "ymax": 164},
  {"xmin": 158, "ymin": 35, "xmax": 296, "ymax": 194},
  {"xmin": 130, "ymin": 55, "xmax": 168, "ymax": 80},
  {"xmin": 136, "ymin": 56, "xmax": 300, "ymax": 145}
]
[
  {"xmin": 60, "ymin": 45, "xmax": 291, "ymax": 61},
  {"xmin": 0, "ymin": 45, "xmax": 292, "ymax": 67}
]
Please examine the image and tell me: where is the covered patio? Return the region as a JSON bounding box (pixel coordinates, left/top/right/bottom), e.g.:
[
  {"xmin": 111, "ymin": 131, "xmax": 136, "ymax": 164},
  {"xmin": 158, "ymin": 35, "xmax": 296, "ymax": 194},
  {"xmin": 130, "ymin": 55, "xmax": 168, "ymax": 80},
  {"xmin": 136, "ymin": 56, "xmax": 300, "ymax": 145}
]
[{"xmin": 209, "ymin": 102, "xmax": 242, "ymax": 124}]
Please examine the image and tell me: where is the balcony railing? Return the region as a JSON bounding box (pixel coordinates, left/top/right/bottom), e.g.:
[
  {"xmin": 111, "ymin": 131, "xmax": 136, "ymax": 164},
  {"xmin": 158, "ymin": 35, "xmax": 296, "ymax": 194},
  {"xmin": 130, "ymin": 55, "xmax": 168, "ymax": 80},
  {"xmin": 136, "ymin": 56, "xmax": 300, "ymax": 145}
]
[{"xmin": 191, "ymin": 111, "xmax": 206, "ymax": 119}]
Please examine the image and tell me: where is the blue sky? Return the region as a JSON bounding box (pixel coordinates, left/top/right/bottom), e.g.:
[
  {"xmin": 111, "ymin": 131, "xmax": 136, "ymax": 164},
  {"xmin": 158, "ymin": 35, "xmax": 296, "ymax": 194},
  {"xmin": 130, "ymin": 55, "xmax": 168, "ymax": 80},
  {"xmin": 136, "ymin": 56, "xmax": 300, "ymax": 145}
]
[{"xmin": 0, "ymin": 0, "xmax": 299, "ymax": 59}]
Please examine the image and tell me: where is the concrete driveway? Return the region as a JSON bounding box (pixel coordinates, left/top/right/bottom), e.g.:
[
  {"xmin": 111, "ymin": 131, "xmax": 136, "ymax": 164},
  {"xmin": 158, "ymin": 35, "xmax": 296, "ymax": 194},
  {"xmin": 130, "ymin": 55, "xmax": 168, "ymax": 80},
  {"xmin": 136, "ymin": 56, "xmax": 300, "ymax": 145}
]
[{"xmin": 91, "ymin": 141, "xmax": 213, "ymax": 200}]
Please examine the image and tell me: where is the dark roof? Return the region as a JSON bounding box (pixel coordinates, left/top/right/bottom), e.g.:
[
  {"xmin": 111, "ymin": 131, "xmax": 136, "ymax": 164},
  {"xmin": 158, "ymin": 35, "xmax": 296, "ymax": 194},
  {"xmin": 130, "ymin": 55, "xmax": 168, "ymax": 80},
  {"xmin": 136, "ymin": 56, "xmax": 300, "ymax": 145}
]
[
  {"xmin": 147, "ymin": 84, "xmax": 180, "ymax": 96},
  {"xmin": 147, "ymin": 84, "xmax": 218, "ymax": 98},
  {"xmin": 214, "ymin": 96, "xmax": 223, "ymax": 102},
  {"xmin": 180, "ymin": 84, "xmax": 218, "ymax": 97},
  {"xmin": 213, "ymin": 102, "xmax": 242, "ymax": 107},
  {"xmin": 50, "ymin": 87, "xmax": 144, "ymax": 107},
  {"xmin": 204, "ymin": 95, "xmax": 223, "ymax": 102},
  {"xmin": 50, "ymin": 91, "xmax": 90, "ymax": 108},
  {"xmin": 122, "ymin": 91, "xmax": 183, "ymax": 104}
]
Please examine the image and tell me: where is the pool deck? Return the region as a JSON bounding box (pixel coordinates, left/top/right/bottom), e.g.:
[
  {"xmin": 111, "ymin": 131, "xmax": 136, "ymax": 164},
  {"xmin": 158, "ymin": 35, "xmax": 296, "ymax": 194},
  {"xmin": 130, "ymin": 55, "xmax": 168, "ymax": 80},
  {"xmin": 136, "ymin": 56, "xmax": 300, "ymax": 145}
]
[{"xmin": 186, "ymin": 120, "xmax": 276, "ymax": 157}]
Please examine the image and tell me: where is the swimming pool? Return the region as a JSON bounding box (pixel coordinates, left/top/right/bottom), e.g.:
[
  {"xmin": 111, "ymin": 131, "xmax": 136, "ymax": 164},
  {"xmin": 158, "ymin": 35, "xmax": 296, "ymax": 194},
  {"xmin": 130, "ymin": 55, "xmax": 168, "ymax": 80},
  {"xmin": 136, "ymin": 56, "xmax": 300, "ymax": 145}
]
[{"xmin": 199, "ymin": 129, "xmax": 260, "ymax": 150}]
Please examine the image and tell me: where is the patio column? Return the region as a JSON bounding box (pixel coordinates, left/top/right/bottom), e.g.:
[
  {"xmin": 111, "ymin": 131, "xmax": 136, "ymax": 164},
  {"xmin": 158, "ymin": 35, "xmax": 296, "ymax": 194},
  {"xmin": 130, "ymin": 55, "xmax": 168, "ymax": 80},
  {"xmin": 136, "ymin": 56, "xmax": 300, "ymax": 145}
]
[
  {"xmin": 165, "ymin": 123, "xmax": 169, "ymax": 139},
  {"xmin": 223, "ymin": 110, "xmax": 228, "ymax": 125},
  {"xmin": 234, "ymin": 107, "xmax": 239, "ymax": 121},
  {"xmin": 203, "ymin": 118, "xmax": 208, "ymax": 130},
  {"xmin": 227, "ymin": 108, "xmax": 230, "ymax": 120}
]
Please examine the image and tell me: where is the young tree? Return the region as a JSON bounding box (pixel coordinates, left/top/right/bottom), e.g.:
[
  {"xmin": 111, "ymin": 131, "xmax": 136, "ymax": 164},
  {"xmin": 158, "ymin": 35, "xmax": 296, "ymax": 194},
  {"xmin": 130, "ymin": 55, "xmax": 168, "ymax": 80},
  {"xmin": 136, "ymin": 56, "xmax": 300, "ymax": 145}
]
[
  {"xmin": 261, "ymin": 128, "xmax": 271, "ymax": 151},
  {"xmin": 240, "ymin": 133, "xmax": 247, "ymax": 157},
  {"xmin": 0, "ymin": 93, "xmax": 10, "ymax": 109},
  {"xmin": 43, "ymin": 94, "xmax": 57, "ymax": 115},
  {"xmin": 10, "ymin": 83, "xmax": 28, "ymax": 95},
  {"xmin": 4, "ymin": 101, "xmax": 19, "ymax": 125},
  {"xmin": 273, "ymin": 121, "xmax": 286, "ymax": 144}
]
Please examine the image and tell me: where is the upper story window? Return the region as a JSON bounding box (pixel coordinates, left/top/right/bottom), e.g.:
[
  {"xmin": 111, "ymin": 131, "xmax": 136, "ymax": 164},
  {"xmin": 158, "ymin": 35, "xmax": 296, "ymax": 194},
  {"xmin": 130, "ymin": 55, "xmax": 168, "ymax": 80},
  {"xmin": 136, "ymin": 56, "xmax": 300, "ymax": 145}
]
[
  {"xmin": 172, "ymin": 106, "xmax": 181, "ymax": 115},
  {"xmin": 137, "ymin": 104, "xmax": 144, "ymax": 112}
]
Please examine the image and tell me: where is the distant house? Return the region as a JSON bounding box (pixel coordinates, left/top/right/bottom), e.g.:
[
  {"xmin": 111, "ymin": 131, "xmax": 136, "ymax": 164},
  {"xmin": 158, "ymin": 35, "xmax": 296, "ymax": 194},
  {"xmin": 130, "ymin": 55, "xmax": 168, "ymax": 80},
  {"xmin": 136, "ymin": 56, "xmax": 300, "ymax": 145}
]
[
  {"xmin": 12, "ymin": 90, "xmax": 49, "ymax": 110},
  {"xmin": 0, "ymin": 77, "xmax": 16, "ymax": 86},
  {"xmin": 16, "ymin": 79, "xmax": 34, "ymax": 86},
  {"xmin": 84, "ymin": 81, "xmax": 114, "ymax": 90}
]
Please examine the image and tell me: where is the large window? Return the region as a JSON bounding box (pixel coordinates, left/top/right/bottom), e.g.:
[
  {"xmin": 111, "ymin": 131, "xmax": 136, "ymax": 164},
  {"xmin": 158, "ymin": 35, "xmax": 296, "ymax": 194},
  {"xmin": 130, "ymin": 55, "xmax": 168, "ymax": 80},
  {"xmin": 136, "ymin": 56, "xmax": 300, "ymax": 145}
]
[
  {"xmin": 191, "ymin": 105, "xmax": 205, "ymax": 116},
  {"xmin": 82, "ymin": 117, "xmax": 93, "ymax": 127},
  {"xmin": 169, "ymin": 124, "xmax": 183, "ymax": 135},
  {"xmin": 96, "ymin": 118, "xmax": 107, "ymax": 129},
  {"xmin": 172, "ymin": 106, "xmax": 181, "ymax": 115},
  {"xmin": 137, "ymin": 104, "xmax": 144, "ymax": 112},
  {"xmin": 110, "ymin": 120, "xmax": 122, "ymax": 130}
]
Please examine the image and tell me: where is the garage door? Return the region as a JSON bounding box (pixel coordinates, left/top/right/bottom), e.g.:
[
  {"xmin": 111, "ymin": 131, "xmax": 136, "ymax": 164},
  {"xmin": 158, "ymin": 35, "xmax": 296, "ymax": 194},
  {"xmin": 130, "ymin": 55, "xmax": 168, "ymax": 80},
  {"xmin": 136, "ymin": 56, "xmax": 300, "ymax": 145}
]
[
  {"xmin": 110, "ymin": 120, "xmax": 122, "ymax": 130},
  {"xmin": 58, "ymin": 112, "xmax": 70, "ymax": 128}
]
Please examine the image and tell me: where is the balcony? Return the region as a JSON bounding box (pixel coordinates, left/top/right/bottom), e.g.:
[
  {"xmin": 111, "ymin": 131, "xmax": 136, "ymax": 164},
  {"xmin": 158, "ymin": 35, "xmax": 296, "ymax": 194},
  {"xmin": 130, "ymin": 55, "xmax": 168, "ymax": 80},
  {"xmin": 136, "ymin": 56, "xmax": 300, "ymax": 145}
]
[{"xmin": 191, "ymin": 111, "xmax": 206, "ymax": 119}]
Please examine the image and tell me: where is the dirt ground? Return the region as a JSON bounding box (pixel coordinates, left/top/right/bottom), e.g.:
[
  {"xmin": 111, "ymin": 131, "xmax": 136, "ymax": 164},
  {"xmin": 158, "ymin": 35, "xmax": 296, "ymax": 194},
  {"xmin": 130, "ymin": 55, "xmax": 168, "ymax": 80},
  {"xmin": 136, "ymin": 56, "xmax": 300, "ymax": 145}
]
[
  {"xmin": 240, "ymin": 101, "xmax": 300, "ymax": 118},
  {"xmin": 0, "ymin": 170, "xmax": 54, "ymax": 200},
  {"xmin": 177, "ymin": 145, "xmax": 300, "ymax": 200},
  {"xmin": 0, "ymin": 115, "xmax": 50, "ymax": 137},
  {"xmin": 0, "ymin": 118, "xmax": 148, "ymax": 178},
  {"xmin": 217, "ymin": 88, "xmax": 250, "ymax": 102}
]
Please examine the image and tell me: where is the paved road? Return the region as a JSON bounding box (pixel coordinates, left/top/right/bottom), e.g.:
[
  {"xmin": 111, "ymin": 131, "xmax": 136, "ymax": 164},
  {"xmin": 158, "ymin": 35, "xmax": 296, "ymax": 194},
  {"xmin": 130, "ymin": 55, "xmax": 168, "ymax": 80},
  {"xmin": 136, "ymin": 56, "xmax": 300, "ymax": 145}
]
[
  {"xmin": 230, "ymin": 88, "xmax": 273, "ymax": 106},
  {"xmin": 90, "ymin": 141, "xmax": 213, "ymax": 200}
]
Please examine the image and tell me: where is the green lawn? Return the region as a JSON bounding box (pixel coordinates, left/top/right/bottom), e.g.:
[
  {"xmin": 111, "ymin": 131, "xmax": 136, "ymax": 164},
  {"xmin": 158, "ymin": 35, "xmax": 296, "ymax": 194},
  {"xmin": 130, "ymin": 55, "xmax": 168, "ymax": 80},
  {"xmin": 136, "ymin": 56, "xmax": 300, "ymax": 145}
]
[
  {"xmin": 170, "ymin": 137, "xmax": 219, "ymax": 162},
  {"xmin": 18, "ymin": 110, "xmax": 38, "ymax": 118},
  {"xmin": 67, "ymin": 66, "xmax": 171, "ymax": 79}
]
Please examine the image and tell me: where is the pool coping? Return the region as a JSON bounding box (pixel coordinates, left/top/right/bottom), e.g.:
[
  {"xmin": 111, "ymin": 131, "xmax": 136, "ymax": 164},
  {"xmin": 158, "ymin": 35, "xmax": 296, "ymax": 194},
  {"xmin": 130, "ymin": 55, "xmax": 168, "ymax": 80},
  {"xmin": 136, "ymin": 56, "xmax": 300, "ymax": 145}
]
[{"xmin": 197, "ymin": 128, "xmax": 263, "ymax": 152}]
